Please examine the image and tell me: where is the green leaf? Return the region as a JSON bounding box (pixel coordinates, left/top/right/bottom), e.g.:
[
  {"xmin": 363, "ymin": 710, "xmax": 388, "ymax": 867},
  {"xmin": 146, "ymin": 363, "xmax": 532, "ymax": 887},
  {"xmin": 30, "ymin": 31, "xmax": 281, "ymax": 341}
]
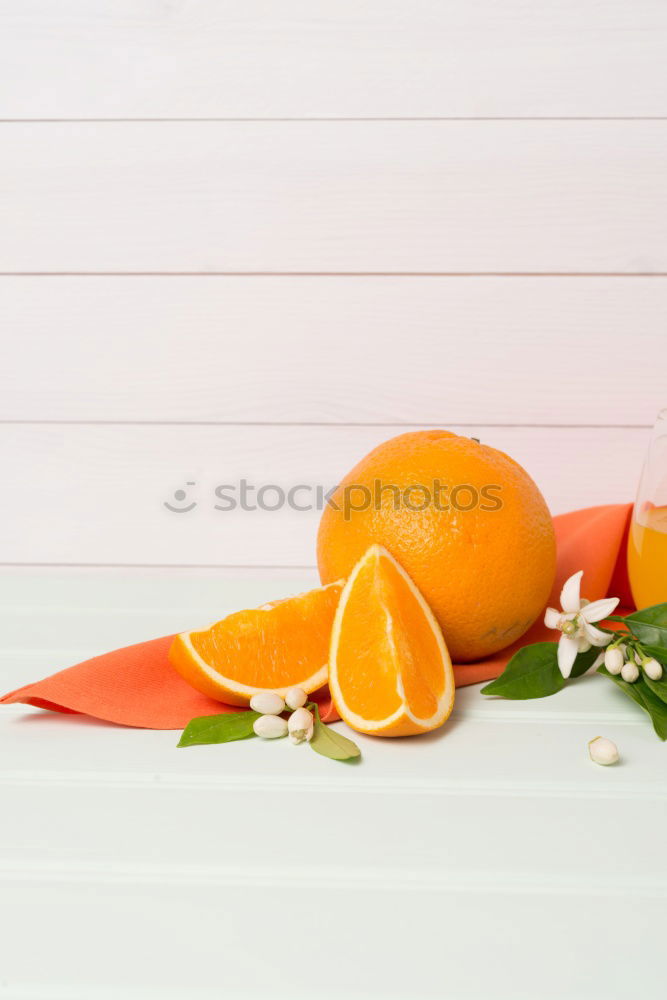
[
  {"xmin": 642, "ymin": 672, "xmax": 667, "ymax": 707},
  {"xmin": 177, "ymin": 710, "xmax": 260, "ymax": 748},
  {"xmin": 569, "ymin": 645, "xmax": 602, "ymax": 679},
  {"xmin": 633, "ymin": 684, "xmax": 667, "ymax": 741},
  {"xmin": 625, "ymin": 603, "xmax": 667, "ymax": 649},
  {"xmin": 309, "ymin": 704, "xmax": 361, "ymax": 761},
  {"xmin": 481, "ymin": 643, "xmax": 565, "ymax": 699},
  {"xmin": 597, "ymin": 667, "xmax": 667, "ymax": 741}
]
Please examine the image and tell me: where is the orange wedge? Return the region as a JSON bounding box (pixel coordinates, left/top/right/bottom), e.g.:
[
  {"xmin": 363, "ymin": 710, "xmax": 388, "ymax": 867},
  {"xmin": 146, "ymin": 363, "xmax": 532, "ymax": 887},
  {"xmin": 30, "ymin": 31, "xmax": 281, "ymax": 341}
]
[
  {"xmin": 169, "ymin": 581, "xmax": 344, "ymax": 706},
  {"xmin": 329, "ymin": 545, "xmax": 455, "ymax": 737}
]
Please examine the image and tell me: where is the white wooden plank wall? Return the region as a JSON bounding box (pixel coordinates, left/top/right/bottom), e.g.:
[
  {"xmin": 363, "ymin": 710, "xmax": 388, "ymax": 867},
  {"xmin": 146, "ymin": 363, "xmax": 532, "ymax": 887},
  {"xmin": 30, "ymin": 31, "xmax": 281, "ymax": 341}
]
[
  {"xmin": 1, "ymin": 1, "xmax": 666, "ymax": 575},
  {"xmin": 2, "ymin": 120, "xmax": 667, "ymax": 273},
  {"xmin": 1, "ymin": 1, "xmax": 666, "ymax": 118}
]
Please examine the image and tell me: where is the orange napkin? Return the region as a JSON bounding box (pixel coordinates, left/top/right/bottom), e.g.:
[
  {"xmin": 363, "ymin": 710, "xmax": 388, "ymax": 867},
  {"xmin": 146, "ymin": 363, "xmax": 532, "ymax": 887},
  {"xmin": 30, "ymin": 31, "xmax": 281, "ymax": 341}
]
[{"xmin": 1, "ymin": 503, "xmax": 633, "ymax": 730}]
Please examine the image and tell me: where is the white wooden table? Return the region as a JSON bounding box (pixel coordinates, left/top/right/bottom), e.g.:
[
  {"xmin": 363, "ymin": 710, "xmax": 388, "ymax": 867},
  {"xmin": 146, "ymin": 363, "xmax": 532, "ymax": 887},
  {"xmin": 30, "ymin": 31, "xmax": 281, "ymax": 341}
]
[{"xmin": 1, "ymin": 570, "xmax": 665, "ymax": 999}]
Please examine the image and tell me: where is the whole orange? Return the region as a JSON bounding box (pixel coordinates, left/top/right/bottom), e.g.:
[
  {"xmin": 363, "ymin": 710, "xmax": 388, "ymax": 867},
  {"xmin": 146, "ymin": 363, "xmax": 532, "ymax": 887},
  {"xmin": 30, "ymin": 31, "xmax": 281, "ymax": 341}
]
[{"xmin": 317, "ymin": 430, "xmax": 556, "ymax": 662}]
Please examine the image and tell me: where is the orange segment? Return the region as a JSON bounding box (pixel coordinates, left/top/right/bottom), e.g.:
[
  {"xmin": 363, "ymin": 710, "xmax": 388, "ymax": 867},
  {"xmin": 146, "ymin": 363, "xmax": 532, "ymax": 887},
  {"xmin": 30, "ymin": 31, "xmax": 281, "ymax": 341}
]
[
  {"xmin": 169, "ymin": 581, "xmax": 344, "ymax": 706},
  {"xmin": 329, "ymin": 545, "xmax": 455, "ymax": 737}
]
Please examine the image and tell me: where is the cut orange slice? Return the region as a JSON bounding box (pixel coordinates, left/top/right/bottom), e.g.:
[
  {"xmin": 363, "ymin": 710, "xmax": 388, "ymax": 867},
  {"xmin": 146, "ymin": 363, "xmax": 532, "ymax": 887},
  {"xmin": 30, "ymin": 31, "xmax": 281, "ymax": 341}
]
[
  {"xmin": 169, "ymin": 581, "xmax": 344, "ymax": 706},
  {"xmin": 329, "ymin": 545, "xmax": 455, "ymax": 737}
]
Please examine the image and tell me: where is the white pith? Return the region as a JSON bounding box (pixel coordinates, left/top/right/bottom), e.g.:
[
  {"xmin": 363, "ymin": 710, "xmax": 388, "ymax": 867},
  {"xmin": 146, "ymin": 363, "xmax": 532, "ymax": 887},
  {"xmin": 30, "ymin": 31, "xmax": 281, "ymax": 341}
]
[{"xmin": 329, "ymin": 544, "xmax": 454, "ymax": 731}]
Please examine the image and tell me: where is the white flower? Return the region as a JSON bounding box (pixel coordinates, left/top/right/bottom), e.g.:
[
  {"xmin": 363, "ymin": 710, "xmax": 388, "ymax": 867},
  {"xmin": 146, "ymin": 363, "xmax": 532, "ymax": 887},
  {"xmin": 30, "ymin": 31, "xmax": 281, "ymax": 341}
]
[
  {"xmin": 604, "ymin": 646, "xmax": 625, "ymax": 675},
  {"xmin": 621, "ymin": 661, "xmax": 639, "ymax": 683},
  {"xmin": 284, "ymin": 686, "xmax": 308, "ymax": 710},
  {"xmin": 588, "ymin": 736, "xmax": 619, "ymax": 766},
  {"xmin": 544, "ymin": 571, "xmax": 619, "ymax": 679},
  {"xmin": 287, "ymin": 707, "xmax": 314, "ymax": 744},
  {"xmin": 640, "ymin": 657, "xmax": 663, "ymax": 681}
]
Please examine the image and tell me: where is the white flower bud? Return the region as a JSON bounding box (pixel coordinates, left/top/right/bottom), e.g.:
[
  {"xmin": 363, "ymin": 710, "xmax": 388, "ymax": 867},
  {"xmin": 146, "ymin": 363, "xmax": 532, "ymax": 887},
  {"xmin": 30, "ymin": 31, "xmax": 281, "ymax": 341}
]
[
  {"xmin": 604, "ymin": 646, "xmax": 624, "ymax": 675},
  {"xmin": 621, "ymin": 661, "xmax": 639, "ymax": 683},
  {"xmin": 287, "ymin": 707, "xmax": 314, "ymax": 744},
  {"xmin": 249, "ymin": 691, "xmax": 285, "ymax": 715},
  {"xmin": 588, "ymin": 736, "xmax": 619, "ymax": 766},
  {"xmin": 253, "ymin": 714, "xmax": 288, "ymax": 739},
  {"xmin": 284, "ymin": 686, "xmax": 307, "ymax": 710},
  {"xmin": 643, "ymin": 658, "xmax": 663, "ymax": 681}
]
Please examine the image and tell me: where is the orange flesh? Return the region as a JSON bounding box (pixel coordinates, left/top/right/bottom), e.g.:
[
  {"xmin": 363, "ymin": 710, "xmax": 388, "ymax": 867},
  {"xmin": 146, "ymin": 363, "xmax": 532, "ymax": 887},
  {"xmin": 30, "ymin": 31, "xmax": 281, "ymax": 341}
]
[
  {"xmin": 334, "ymin": 555, "xmax": 402, "ymax": 719},
  {"xmin": 387, "ymin": 565, "xmax": 444, "ymax": 720},
  {"xmin": 334, "ymin": 550, "xmax": 446, "ymax": 723},
  {"xmin": 188, "ymin": 584, "xmax": 341, "ymax": 688}
]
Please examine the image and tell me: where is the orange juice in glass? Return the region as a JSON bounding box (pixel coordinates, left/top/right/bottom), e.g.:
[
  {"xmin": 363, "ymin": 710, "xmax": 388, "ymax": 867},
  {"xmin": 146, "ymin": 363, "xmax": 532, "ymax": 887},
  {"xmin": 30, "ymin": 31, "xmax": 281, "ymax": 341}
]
[{"xmin": 627, "ymin": 409, "xmax": 667, "ymax": 609}]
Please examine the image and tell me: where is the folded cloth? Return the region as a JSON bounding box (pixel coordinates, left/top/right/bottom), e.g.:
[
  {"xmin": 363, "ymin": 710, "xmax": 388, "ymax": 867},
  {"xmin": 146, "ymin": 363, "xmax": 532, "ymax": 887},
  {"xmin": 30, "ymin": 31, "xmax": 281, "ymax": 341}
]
[{"xmin": 1, "ymin": 503, "xmax": 633, "ymax": 730}]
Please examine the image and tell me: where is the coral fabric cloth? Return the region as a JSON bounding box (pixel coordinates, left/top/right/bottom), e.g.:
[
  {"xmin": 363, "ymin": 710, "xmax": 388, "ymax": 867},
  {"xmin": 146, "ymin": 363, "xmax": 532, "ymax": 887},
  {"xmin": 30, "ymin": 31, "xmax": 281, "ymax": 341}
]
[{"xmin": 1, "ymin": 503, "xmax": 633, "ymax": 730}]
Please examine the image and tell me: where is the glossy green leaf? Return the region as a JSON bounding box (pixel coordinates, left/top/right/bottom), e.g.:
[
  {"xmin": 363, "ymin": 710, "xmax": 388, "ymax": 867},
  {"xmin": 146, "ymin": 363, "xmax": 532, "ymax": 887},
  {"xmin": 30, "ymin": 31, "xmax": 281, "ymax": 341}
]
[
  {"xmin": 569, "ymin": 645, "xmax": 602, "ymax": 679},
  {"xmin": 597, "ymin": 667, "xmax": 667, "ymax": 741},
  {"xmin": 633, "ymin": 683, "xmax": 667, "ymax": 741},
  {"xmin": 309, "ymin": 703, "xmax": 361, "ymax": 761},
  {"xmin": 177, "ymin": 710, "xmax": 260, "ymax": 748},
  {"xmin": 625, "ymin": 603, "xmax": 667, "ymax": 649},
  {"xmin": 642, "ymin": 672, "xmax": 667, "ymax": 707},
  {"xmin": 481, "ymin": 643, "xmax": 565, "ymax": 699}
]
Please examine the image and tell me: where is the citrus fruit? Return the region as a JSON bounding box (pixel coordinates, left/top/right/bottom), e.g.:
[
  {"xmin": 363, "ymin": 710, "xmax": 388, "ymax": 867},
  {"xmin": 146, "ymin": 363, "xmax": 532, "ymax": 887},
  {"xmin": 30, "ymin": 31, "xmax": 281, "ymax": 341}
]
[
  {"xmin": 318, "ymin": 430, "xmax": 556, "ymax": 662},
  {"xmin": 329, "ymin": 545, "xmax": 455, "ymax": 736},
  {"xmin": 169, "ymin": 581, "xmax": 344, "ymax": 706}
]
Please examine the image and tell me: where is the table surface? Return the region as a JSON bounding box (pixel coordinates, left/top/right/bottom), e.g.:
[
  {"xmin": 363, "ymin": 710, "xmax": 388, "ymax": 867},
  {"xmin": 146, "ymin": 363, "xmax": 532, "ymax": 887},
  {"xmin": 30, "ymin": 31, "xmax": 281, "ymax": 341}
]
[{"xmin": 1, "ymin": 569, "xmax": 665, "ymax": 1000}]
